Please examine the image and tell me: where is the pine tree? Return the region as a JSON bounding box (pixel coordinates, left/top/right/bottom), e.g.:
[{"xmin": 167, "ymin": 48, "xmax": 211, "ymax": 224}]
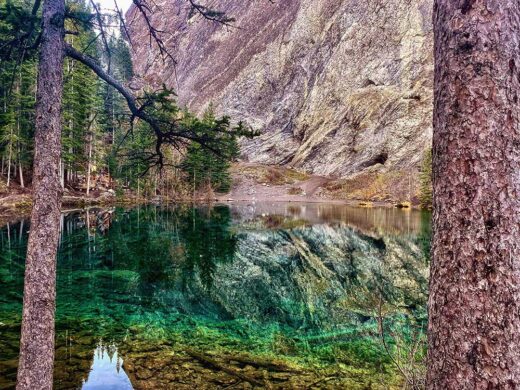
[
  {"xmin": 0, "ymin": 0, "xmax": 38, "ymax": 186},
  {"xmin": 181, "ymin": 106, "xmax": 239, "ymax": 193},
  {"xmin": 61, "ymin": 3, "xmax": 102, "ymax": 188}
]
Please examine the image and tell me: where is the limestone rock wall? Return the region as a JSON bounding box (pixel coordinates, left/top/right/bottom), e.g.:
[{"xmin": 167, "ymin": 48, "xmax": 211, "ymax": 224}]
[{"xmin": 127, "ymin": 0, "xmax": 433, "ymax": 177}]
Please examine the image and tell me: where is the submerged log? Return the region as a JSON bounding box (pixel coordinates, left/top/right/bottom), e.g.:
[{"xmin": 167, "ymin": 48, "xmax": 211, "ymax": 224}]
[
  {"xmin": 184, "ymin": 349, "xmax": 266, "ymax": 387},
  {"xmin": 222, "ymin": 354, "xmax": 303, "ymax": 374}
]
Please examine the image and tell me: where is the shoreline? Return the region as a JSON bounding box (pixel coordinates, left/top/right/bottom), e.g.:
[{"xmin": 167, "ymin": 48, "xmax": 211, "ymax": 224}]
[
  {"xmin": 0, "ymin": 163, "xmax": 426, "ymax": 225},
  {"xmin": 0, "ymin": 193, "xmax": 418, "ymax": 226}
]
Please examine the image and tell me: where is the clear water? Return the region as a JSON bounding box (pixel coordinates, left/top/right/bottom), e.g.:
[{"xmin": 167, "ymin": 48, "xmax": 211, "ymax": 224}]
[{"xmin": 0, "ymin": 202, "xmax": 431, "ymax": 389}]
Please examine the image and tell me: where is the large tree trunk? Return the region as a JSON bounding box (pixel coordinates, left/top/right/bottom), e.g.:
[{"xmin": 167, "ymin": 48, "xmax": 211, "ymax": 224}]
[
  {"xmin": 428, "ymin": 1, "xmax": 520, "ymax": 388},
  {"xmin": 16, "ymin": 0, "xmax": 65, "ymax": 387}
]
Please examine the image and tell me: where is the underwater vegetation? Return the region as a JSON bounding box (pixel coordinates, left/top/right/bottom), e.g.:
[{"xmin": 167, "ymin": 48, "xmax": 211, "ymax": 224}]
[{"xmin": 0, "ymin": 203, "xmax": 430, "ymax": 389}]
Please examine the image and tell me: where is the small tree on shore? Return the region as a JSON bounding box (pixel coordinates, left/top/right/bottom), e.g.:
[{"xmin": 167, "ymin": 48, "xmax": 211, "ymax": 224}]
[{"xmin": 181, "ymin": 107, "xmax": 240, "ymax": 193}]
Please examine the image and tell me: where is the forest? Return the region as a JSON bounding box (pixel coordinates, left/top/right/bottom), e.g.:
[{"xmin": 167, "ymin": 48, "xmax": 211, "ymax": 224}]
[
  {"xmin": 0, "ymin": 0, "xmax": 519, "ymax": 389},
  {"xmin": 0, "ymin": 0, "xmax": 244, "ymax": 202}
]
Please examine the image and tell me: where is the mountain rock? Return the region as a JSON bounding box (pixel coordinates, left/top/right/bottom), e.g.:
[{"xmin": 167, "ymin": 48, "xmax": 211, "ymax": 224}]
[{"xmin": 127, "ymin": 0, "xmax": 433, "ymax": 178}]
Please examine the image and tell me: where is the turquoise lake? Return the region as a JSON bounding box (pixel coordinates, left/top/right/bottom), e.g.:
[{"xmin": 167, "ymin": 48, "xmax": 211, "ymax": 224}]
[{"xmin": 0, "ymin": 203, "xmax": 430, "ymax": 389}]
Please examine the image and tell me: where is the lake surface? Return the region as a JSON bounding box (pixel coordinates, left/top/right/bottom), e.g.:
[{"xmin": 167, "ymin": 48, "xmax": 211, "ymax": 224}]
[{"xmin": 0, "ymin": 202, "xmax": 430, "ymax": 389}]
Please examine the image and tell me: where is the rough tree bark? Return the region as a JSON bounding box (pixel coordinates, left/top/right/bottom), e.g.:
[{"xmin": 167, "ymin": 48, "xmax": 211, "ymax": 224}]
[
  {"xmin": 16, "ymin": 0, "xmax": 64, "ymax": 387},
  {"xmin": 428, "ymin": 1, "xmax": 520, "ymax": 388}
]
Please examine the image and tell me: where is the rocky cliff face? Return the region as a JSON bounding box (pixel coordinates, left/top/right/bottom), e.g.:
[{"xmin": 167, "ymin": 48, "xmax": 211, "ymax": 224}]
[{"xmin": 127, "ymin": 0, "xmax": 433, "ymax": 178}]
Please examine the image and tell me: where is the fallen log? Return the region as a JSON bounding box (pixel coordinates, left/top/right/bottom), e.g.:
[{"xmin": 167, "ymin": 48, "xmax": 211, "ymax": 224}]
[
  {"xmin": 223, "ymin": 354, "xmax": 303, "ymax": 374},
  {"xmin": 185, "ymin": 349, "xmax": 266, "ymax": 387}
]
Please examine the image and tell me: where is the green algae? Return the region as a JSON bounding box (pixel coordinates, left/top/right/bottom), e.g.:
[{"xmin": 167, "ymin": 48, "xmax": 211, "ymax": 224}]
[{"xmin": 0, "ymin": 203, "xmax": 430, "ymax": 389}]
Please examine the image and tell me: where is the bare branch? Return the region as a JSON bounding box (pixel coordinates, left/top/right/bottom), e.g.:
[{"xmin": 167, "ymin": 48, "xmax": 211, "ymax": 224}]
[
  {"xmin": 187, "ymin": 0, "xmax": 236, "ymax": 27},
  {"xmin": 130, "ymin": 0, "xmax": 176, "ymax": 64},
  {"xmin": 114, "ymin": 0, "xmax": 133, "ymax": 48}
]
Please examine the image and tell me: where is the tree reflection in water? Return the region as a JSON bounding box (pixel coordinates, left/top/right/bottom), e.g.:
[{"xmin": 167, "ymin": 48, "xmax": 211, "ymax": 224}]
[
  {"xmin": 82, "ymin": 343, "xmax": 132, "ymax": 390},
  {"xmin": 0, "ymin": 203, "xmax": 430, "ymax": 389}
]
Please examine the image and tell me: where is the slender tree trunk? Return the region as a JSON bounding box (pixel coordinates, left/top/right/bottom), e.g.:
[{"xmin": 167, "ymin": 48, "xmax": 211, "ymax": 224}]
[
  {"xmin": 19, "ymin": 162, "xmax": 24, "ymax": 188},
  {"xmin": 86, "ymin": 130, "xmax": 93, "ymax": 196},
  {"xmin": 16, "ymin": 0, "xmax": 64, "ymax": 387},
  {"xmin": 69, "ymin": 37, "xmax": 74, "ymax": 188},
  {"xmin": 112, "ymin": 91, "xmax": 115, "ymax": 145},
  {"xmin": 17, "ymin": 71, "xmax": 24, "ymax": 188},
  {"xmin": 59, "ymin": 159, "xmax": 64, "ymax": 188},
  {"xmin": 6, "ymin": 133, "xmax": 12, "ymax": 187},
  {"xmin": 2, "ymin": 92, "xmax": 5, "ymax": 178},
  {"xmin": 428, "ymin": 1, "xmax": 520, "ymax": 388}
]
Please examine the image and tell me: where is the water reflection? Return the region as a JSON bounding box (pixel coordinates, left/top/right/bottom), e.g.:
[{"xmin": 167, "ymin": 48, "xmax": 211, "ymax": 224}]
[
  {"xmin": 82, "ymin": 343, "xmax": 132, "ymax": 390},
  {"xmin": 0, "ymin": 202, "xmax": 431, "ymax": 388},
  {"xmin": 230, "ymin": 202, "xmax": 428, "ymax": 235}
]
